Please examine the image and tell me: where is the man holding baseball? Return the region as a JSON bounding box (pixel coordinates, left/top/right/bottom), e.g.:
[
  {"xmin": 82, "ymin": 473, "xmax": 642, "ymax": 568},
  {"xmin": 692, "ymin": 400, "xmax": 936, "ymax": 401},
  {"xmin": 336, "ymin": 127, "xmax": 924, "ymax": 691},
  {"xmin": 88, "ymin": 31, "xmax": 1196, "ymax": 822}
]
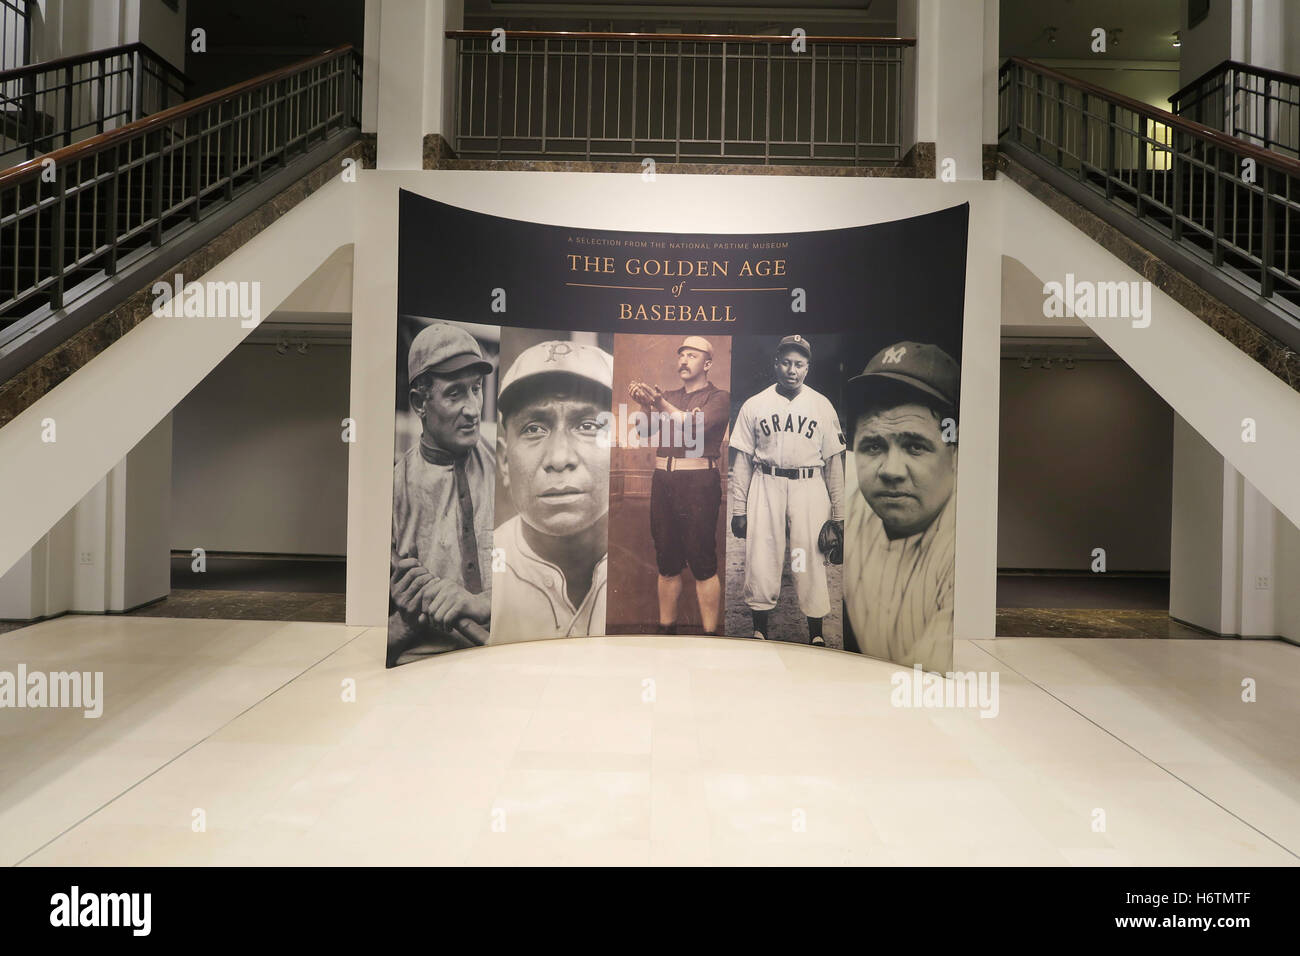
[
  {"xmin": 627, "ymin": 336, "xmax": 730, "ymax": 636},
  {"xmin": 842, "ymin": 340, "xmax": 959, "ymax": 673},
  {"xmin": 730, "ymin": 335, "xmax": 845, "ymax": 645},
  {"xmin": 388, "ymin": 322, "xmax": 495, "ymax": 667},
  {"xmin": 491, "ymin": 339, "xmax": 614, "ymax": 643}
]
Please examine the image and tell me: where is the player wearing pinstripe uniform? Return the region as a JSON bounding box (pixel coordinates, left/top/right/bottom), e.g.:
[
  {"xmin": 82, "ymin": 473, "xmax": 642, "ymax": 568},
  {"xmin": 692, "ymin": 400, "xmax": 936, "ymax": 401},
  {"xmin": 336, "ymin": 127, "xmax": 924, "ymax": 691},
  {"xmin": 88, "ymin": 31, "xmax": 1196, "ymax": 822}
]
[{"xmin": 843, "ymin": 341, "xmax": 959, "ymax": 673}]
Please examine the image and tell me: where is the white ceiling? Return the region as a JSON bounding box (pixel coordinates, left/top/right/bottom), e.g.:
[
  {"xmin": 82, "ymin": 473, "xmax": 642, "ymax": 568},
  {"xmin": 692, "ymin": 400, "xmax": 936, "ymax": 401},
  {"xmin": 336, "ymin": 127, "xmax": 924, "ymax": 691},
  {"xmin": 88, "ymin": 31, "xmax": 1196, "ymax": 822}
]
[{"xmin": 1000, "ymin": 0, "xmax": 1181, "ymax": 62}]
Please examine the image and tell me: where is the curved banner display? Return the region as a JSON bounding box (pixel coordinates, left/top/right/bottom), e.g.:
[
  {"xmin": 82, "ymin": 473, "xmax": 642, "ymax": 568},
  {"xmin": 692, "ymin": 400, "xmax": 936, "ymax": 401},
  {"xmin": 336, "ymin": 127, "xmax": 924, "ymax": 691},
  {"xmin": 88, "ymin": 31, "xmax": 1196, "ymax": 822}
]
[{"xmin": 389, "ymin": 191, "xmax": 968, "ymax": 673}]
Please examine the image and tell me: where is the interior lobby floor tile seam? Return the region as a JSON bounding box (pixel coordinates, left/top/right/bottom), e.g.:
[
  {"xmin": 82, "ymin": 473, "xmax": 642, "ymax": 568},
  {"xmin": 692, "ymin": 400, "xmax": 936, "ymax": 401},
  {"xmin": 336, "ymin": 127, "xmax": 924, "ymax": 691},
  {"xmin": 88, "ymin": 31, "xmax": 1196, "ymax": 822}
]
[
  {"xmin": 967, "ymin": 640, "xmax": 1300, "ymax": 863},
  {"xmin": 9, "ymin": 625, "xmax": 377, "ymax": 867}
]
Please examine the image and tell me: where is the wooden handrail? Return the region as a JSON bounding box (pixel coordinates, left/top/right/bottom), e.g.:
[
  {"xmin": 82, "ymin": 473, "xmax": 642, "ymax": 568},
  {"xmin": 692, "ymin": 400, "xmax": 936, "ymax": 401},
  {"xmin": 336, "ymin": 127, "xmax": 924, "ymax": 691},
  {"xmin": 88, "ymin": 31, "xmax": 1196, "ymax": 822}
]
[
  {"xmin": 1002, "ymin": 57, "xmax": 1300, "ymax": 178},
  {"xmin": 1170, "ymin": 57, "xmax": 1300, "ymax": 105},
  {"xmin": 0, "ymin": 41, "xmax": 189, "ymax": 84},
  {"xmin": 0, "ymin": 44, "xmax": 356, "ymax": 189},
  {"xmin": 447, "ymin": 29, "xmax": 915, "ymax": 46}
]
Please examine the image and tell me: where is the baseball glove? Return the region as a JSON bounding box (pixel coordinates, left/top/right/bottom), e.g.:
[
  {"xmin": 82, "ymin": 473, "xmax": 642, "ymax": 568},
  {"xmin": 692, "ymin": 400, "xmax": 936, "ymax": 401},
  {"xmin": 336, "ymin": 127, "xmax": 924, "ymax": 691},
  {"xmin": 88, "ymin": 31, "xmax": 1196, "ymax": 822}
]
[{"xmin": 817, "ymin": 519, "xmax": 844, "ymax": 565}]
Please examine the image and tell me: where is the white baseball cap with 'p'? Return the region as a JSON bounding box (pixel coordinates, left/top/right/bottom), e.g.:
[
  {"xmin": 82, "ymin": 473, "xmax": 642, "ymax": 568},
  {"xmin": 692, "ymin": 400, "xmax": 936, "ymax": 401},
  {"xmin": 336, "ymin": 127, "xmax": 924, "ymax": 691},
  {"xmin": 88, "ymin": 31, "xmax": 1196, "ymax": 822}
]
[{"xmin": 497, "ymin": 340, "xmax": 614, "ymax": 416}]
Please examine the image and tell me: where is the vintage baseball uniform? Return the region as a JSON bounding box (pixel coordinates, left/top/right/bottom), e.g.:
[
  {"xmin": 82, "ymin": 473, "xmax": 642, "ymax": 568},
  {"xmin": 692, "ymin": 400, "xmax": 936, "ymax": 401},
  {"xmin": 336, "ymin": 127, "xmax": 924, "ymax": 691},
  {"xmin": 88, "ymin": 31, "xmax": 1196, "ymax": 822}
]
[
  {"xmin": 489, "ymin": 514, "xmax": 607, "ymax": 642},
  {"xmin": 731, "ymin": 383, "xmax": 845, "ymax": 617},
  {"xmin": 843, "ymin": 491, "xmax": 956, "ymax": 673},
  {"xmin": 389, "ymin": 434, "xmax": 495, "ymax": 663},
  {"xmin": 648, "ymin": 381, "xmax": 730, "ymax": 578}
]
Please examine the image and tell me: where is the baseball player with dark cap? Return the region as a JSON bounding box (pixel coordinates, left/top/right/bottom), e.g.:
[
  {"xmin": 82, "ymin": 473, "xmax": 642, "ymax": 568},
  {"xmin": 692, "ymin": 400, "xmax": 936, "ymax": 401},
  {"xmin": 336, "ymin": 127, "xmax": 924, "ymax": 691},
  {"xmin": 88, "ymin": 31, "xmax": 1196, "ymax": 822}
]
[
  {"xmin": 491, "ymin": 339, "xmax": 614, "ymax": 643},
  {"xmin": 730, "ymin": 334, "xmax": 846, "ymax": 645},
  {"xmin": 388, "ymin": 321, "xmax": 496, "ymax": 666},
  {"xmin": 627, "ymin": 336, "xmax": 730, "ymax": 635},
  {"xmin": 842, "ymin": 340, "xmax": 960, "ymax": 673}
]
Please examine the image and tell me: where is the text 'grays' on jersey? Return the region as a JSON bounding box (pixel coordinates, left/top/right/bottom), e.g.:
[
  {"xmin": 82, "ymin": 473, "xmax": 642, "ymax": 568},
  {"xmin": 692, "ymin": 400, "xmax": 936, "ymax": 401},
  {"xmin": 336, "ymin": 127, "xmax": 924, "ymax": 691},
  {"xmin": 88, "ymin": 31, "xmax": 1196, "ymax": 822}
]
[{"xmin": 729, "ymin": 383, "xmax": 844, "ymax": 469}]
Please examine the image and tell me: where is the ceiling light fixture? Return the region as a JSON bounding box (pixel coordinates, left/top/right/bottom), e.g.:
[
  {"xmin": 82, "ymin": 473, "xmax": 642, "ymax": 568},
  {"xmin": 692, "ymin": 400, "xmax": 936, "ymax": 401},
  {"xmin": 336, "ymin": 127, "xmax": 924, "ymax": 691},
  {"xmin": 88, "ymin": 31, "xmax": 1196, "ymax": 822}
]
[{"xmin": 1172, "ymin": 31, "xmax": 1181, "ymax": 47}]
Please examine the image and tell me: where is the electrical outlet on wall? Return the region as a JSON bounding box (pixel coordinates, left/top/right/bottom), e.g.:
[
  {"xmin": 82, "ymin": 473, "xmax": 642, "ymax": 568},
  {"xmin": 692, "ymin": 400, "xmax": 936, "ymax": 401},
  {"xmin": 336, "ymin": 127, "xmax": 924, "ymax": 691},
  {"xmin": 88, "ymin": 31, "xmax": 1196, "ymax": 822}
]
[
  {"xmin": 79, "ymin": 551, "xmax": 94, "ymax": 566},
  {"xmin": 1255, "ymin": 575, "xmax": 1271, "ymax": 590}
]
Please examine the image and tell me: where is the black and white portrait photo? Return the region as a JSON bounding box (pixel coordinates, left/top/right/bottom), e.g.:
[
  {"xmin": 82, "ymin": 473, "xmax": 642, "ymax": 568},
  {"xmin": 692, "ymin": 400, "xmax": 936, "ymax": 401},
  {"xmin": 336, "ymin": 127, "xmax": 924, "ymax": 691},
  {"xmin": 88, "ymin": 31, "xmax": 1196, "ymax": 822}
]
[
  {"xmin": 842, "ymin": 340, "xmax": 960, "ymax": 673},
  {"xmin": 387, "ymin": 318, "xmax": 499, "ymax": 667},
  {"xmin": 489, "ymin": 329, "xmax": 615, "ymax": 643}
]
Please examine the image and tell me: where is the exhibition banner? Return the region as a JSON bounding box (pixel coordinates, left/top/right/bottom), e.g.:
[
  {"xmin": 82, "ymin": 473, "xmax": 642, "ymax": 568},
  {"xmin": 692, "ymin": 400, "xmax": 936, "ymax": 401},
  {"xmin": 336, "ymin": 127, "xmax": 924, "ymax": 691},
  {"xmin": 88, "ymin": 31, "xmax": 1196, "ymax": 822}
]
[{"xmin": 388, "ymin": 191, "xmax": 968, "ymax": 672}]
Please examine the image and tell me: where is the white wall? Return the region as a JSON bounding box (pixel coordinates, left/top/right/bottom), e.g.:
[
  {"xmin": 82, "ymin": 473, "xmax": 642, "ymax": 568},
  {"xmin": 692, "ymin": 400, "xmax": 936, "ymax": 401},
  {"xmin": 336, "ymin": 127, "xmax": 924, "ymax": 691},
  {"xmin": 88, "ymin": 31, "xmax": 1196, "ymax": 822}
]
[
  {"xmin": 1170, "ymin": 411, "xmax": 1300, "ymax": 641},
  {"xmin": 0, "ymin": 414, "xmax": 171, "ymax": 619},
  {"xmin": 1170, "ymin": 413, "xmax": 1228, "ymax": 631},
  {"xmin": 121, "ymin": 413, "xmax": 173, "ymax": 610},
  {"xmin": 1278, "ymin": 510, "xmax": 1300, "ymax": 642},
  {"xmin": 999, "ymin": 358, "xmax": 1173, "ymax": 571},
  {"xmin": 128, "ymin": 0, "xmax": 187, "ymax": 70},
  {"xmin": 347, "ymin": 169, "xmax": 1004, "ymax": 637},
  {"xmin": 1179, "ymin": 0, "xmax": 1239, "ymax": 88},
  {"xmin": 172, "ymin": 343, "xmax": 351, "ymax": 556}
]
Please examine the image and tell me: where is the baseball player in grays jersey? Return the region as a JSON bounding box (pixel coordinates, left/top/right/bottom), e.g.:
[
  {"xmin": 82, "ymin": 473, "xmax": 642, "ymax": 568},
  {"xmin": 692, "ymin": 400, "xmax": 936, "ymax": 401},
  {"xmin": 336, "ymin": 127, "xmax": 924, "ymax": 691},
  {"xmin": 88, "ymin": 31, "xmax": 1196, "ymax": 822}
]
[
  {"xmin": 730, "ymin": 335, "xmax": 846, "ymax": 644},
  {"xmin": 490, "ymin": 340, "xmax": 614, "ymax": 643},
  {"xmin": 843, "ymin": 341, "xmax": 959, "ymax": 673}
]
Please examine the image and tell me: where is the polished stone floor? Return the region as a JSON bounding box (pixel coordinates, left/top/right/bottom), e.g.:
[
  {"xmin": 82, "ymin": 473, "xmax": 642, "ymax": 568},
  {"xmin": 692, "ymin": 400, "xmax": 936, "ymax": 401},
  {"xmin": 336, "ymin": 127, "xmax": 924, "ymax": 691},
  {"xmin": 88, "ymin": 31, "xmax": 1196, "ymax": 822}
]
[
  {"xmin": 1, "ymin": 617, "xmax": 1295, "ymax": 865},
  {"xmin": 129, "ymin": 589, "xmax": 346, "ymax": 623},
  {"xmin": 996, "ymin": 608, "xmax": 1215, "ymax": 640}
]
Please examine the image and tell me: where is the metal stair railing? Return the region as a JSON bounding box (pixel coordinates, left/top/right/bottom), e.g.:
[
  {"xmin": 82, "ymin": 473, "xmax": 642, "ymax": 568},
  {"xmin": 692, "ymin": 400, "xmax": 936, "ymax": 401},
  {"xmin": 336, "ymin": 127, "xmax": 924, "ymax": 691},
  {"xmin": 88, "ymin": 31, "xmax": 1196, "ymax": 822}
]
[
  {"xmin": 1169, "ymin": 59, "xmax": 1299, "ymax": 161},
  {"xmin": 0, "ymin": 44, "xmax": 361, "ymax": 348},
  {"xmin": 998, "ymin": 57, "xmax": 1300, "ymax": 329},
  {"xmin": 0, "ymin": 42, "xmax": 190, "ymax": 166}
]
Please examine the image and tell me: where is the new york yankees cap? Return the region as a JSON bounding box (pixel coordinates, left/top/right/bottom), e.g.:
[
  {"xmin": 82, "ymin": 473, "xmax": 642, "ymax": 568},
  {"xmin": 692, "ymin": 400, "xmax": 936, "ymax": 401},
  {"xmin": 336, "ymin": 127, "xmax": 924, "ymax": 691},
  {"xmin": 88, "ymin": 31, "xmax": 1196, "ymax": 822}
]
[
  {"xmin": 777, "ymin": 334, "xmax": 811, "ymax": 358},
  {"xmin": 678, "ymin": 335, "xmax": 713, "ymax": 356},
  {"xmin": 848, "ymin": 341, "xmax": 959, "ymax": 409},
  {"xmin": 498, "ymin": 340, "xmax": 614, "ymax": 416},
  {"xmin": 408, "ymin": 321, "xmax": 494, "ymax": 383}
]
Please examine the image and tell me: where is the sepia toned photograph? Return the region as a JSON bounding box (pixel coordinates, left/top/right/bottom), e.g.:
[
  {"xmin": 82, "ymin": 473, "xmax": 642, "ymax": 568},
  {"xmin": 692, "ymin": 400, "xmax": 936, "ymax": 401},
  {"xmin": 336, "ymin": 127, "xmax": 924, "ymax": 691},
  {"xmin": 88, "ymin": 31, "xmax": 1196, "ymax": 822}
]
[{"xmin": 606, "ymin": 333, "xmax": 732, "ymax": 635}]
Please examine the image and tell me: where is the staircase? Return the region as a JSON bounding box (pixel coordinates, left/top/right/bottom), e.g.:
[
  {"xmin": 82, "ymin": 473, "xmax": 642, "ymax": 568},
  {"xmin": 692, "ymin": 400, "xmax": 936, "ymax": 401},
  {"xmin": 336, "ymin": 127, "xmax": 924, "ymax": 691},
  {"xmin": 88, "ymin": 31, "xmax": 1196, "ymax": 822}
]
[
  {"xmin": 998, "ymin": 57, "xmax": 1300, "ymax": 353},
  {"xmin": 0, "ymin": 44, "xmax": 361, "ymax": 381}
]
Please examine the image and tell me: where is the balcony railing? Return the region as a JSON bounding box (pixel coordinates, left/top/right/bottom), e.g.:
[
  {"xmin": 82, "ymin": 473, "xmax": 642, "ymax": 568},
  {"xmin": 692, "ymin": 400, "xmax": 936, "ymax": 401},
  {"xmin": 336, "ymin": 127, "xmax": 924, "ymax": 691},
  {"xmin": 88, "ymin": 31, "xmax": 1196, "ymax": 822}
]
[
  {"xmin": 999, "ymin": 57, "xmax": 1300, "ymax": 327},
  {"xmin": 0, "ymin": 42, "xmax": 190, "ymax": 166},
  {"xmin": 0, "ymin": 44, "xmax": 361, "ymax": 353},
  {"xmin": 448, "ymin": 30, "xmax": 914, "ymax": 166},
  {"xmin": 1169, "ymin": 59, "xmax": 1300, "ymax": 161}
]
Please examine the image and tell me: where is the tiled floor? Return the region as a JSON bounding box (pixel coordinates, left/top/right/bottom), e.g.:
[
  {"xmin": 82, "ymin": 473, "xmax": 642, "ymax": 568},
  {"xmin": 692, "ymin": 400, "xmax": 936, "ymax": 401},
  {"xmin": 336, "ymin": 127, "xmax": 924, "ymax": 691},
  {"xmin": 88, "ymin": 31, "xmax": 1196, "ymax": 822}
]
[{"xmin": 1, "ymin": 617, "xmax": 1296, "ymax": 866}]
